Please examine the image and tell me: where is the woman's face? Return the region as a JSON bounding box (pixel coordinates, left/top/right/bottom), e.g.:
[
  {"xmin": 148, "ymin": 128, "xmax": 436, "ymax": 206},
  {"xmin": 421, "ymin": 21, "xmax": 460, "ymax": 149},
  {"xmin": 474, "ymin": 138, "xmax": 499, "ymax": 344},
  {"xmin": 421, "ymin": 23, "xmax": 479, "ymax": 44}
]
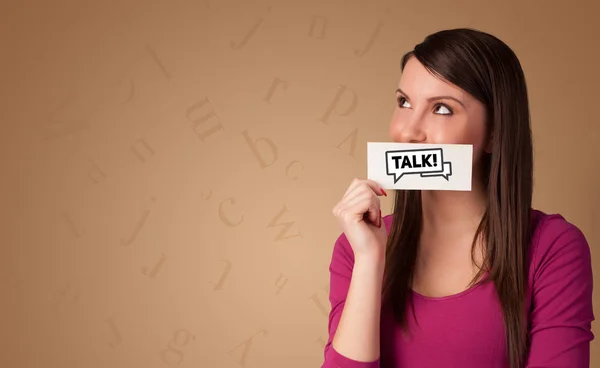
[{"xmin": 389, "ymin": 56, "xmax": 490, "ymax": 168}]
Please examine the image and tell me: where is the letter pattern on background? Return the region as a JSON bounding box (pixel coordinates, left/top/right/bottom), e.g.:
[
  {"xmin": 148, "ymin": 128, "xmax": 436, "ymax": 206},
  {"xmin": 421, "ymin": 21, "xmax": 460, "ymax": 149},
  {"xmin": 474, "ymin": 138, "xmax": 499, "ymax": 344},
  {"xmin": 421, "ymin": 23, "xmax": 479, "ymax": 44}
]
[
  {"xmin": 210, "ymin": 259, "xmax": 233, "ymax": 291},
  {"xmin": 26, "ymin": 3, "xmax": 581, "ymax": 368},
  {"xmin": 105, "ymin": 317, "xmax": 122, "ymax": 348},
  {"xmin": 60, "ymin": 211, "xmax": 84, "ymax": 238},
  {"xmin": 274, "ymin": 273, "xmax": 288, "ymax": 295},
  {"xmin": 243, "ymin": 130, "xmax": 305, "ymax": 179},
  {"xmin": 142, "ymin": 253, "xmax": 167, "ymax": 279},
  {"xmin": 309, "ymin": 16, "xmax": 328, "ymax": 39},
  {"xmin": 120, "ymin": 197, "xmax": 157, "ymax": 246},
  {"xmin": 86, "ymin": 158, "xmax": 108, "ymax": 184},
  {"xmin": 43, "ymin": 119, "xmax": 89, "ymax": 142},
  {"xmin": 355, "ymin": 20, "xmax": 384, "ymax": 56},
  {"xmin": 267, "ymin": 205, "xmax": 302, "ymax": 241},
  {"xmin": 319, "ymin": 85, "xmax": 358, "ymax": 124},
  {"xmin": 53, "ymin": 283, "xmax": 80, "ymax": 315},
  {"xmin": 227, "ymin": 329, "xmax": 268, "ymax": 367},
  {"xmin": 309, "ymin": 284, "xmax": 330, "ymax": 318},
  {"xmin": 129, "ymin": 139, "xmax": 155, "ymax": 164},
  {"xmin": 145, "ymin": 45, "xmax": 173, "ymax": 81},
  {"xmin": 336, "ymin": 127, "xmax": 359, "ymax": 158},
  {"xmin": 114, "ymin": 45, "xmax": 172, "ymax": 106},
  {"xmin": 159, "ymin": 329, "xmax": 195, "ymax": 365},
  {"xmin": 263, "ymin": 77, "xmax": 289, "ymax": 104},
  {"xmin": 187, "ymin": 98, "xmax": 225, "ymax": 142},
  {"xmin": 230, "ymin": 18, "xmax": 265, "ymax": 51},
  {"xmin": 218, "ymin": 198, "xmax": 244, "ymax": 227},
  {"xmin": 41, "ymin": 4, "xmax": 378, "ymax": 366}
]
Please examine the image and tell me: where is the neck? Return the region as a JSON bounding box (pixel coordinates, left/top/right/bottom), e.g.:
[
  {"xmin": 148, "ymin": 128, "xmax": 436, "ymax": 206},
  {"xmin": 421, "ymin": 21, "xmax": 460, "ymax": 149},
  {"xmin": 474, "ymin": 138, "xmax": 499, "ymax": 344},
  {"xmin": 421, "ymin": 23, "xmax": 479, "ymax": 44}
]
[
  {"xmin": 416, "ymin": 175, "xmax": 489, "ymax": 276},
  {"xmin": 420, "ymin": 176, "xmax": 487, "ymax": 238}
]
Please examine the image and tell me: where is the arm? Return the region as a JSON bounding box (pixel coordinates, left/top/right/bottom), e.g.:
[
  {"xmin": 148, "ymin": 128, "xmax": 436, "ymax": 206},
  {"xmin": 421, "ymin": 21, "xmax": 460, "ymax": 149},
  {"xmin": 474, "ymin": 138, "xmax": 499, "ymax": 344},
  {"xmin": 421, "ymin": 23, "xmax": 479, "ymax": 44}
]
[
  {"xmin": 321, "ymin": 233, "xmax": 383, "ymax": 368},
  {"xmin": 526, "ymin": 216, "xmax": 595, "ymax": 367}
]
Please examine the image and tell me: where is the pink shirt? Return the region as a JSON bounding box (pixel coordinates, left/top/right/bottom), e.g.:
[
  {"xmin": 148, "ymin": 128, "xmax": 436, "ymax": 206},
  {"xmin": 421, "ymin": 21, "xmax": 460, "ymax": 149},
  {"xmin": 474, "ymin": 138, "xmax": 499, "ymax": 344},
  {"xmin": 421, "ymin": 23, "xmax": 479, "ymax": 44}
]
[{"xmin": 321, "ymin": 209, "xmax": 594, "ymax": 367}]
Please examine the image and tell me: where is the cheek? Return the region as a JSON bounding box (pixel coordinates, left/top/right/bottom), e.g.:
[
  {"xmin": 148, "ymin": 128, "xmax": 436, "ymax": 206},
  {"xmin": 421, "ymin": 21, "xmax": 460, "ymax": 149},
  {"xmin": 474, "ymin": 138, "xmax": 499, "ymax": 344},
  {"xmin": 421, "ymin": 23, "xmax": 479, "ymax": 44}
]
[
  {"xmin": 425, "ymin": 119, "xmax": 473, "ymax": 144},
  {"xmin": 426, "ymin": 119, "xmax": 488, "ymax": 163},
  {"xmin": 433, "ymin": 118, "xmax": 487, "ymax": 144},
  {"xmin": 462, "ymin": 122, "xmax": 489, "ymax": 163}
]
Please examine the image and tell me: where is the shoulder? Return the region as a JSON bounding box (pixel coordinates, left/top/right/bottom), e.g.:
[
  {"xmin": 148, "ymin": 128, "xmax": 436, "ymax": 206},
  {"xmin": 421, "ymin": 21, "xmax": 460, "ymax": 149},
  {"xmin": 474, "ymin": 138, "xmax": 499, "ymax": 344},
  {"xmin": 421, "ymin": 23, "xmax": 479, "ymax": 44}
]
[
  {"xmin": 528, "ymin": 208, "xmax": 592, "ymax": 283},
  {"xmin": 378, "ymin": 209, "xmax": 591, "ymax": 275},
  {"xmin": 526, "ymin": 209, "xmax": 594, "ymax": 339}
]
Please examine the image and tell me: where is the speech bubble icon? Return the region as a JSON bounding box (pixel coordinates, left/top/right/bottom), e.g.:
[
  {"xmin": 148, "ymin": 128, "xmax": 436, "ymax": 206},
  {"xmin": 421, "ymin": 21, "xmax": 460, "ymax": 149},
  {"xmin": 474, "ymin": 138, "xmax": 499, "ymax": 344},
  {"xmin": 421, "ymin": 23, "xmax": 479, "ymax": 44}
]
[
  {"xmin": 420, "ymin": 161, "xmax": 452, "ymax": 181},
  {"xmin": 385, "ymin": 148, "xmax": 453, "ymax": 183}
]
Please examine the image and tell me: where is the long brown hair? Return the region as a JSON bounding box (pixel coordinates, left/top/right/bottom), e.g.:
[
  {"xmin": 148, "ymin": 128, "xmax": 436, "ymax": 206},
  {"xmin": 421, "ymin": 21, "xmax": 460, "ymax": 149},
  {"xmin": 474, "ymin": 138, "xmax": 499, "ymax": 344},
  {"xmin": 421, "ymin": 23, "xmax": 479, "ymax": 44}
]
[{"xmin": 382, "ymin": 28, "xmax": 534, "ymax": 368}]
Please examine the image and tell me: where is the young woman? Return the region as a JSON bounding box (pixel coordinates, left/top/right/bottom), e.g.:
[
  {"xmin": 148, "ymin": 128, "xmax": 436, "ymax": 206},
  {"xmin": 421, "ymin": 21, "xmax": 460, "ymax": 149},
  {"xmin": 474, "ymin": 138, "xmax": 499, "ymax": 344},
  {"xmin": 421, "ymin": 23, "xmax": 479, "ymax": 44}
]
[{"xmin": 322, "ymin": 28, "xmax": 594, "ymax": 368}]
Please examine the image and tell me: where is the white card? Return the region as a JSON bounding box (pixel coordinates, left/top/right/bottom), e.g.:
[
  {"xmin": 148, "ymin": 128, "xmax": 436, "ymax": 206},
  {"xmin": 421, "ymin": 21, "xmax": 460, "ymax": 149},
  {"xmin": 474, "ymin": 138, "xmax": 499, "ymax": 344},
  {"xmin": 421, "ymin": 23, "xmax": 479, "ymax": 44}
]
[{"xmin": 367, "ymin": 142, "xmax": 473, "ymax": 191}]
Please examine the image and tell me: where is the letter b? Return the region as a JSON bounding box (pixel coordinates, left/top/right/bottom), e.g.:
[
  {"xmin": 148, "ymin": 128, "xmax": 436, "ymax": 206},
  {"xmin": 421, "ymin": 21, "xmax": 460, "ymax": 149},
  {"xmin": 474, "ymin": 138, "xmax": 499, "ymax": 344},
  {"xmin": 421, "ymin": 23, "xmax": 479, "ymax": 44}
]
[{"xmin": 242, "ymin": 130, "xmax": 278, "ymax": 169}]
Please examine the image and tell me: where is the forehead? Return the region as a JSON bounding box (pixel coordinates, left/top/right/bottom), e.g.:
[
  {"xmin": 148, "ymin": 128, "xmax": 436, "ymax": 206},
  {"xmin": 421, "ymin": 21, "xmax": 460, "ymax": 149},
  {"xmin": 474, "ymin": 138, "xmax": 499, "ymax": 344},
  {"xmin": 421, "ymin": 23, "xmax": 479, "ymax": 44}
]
[{"xmin": 397, "ymin": 57, "xmax": 468, "ymax": 101}]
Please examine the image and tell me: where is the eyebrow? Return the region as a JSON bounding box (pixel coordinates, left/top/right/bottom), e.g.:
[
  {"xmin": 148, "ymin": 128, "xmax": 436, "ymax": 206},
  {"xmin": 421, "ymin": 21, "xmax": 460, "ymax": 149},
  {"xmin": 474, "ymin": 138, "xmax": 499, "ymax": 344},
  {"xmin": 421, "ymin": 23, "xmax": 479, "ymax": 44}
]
[{"xmin": 396, "ymin": 88, "xmax": 466, "ymax": 109}]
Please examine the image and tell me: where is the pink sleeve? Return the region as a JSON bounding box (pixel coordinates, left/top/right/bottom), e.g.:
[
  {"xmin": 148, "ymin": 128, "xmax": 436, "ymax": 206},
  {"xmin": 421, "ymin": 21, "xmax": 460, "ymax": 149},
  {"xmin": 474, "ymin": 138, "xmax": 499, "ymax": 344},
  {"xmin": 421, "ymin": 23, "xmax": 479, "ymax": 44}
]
[
  {"xmin": 321, "ymin": 233, "xmax": 380, "ymax": 368},
  {"xmin": 526, "ymin": 216, "xmax": 595, "ymax": 367}
]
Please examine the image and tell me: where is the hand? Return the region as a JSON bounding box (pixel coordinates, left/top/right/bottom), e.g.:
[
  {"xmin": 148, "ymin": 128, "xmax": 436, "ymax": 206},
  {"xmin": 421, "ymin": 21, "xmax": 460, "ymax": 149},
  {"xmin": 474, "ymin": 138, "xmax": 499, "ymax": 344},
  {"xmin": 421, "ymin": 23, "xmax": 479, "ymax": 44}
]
[{"xmin": 332, "ymin": 178, "xmax": 389, "ymax": 261}]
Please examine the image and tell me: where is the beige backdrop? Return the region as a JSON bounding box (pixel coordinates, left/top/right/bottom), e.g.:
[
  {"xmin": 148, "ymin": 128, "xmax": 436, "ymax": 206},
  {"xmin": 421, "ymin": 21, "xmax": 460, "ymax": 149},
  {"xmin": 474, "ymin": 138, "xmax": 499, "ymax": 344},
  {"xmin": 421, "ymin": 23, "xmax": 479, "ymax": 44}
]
[{"xmin": 2, "ymin": 0, "xmax": 599, "ymax": 367}]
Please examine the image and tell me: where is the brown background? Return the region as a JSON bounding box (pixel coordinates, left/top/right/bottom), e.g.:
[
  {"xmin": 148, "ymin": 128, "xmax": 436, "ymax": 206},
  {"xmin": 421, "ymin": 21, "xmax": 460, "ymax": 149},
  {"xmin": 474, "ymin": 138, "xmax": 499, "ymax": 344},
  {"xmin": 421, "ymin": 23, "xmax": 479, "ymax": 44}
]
[{"xmin": 1, "ymin": 0, "xmax": 599, "ymax": 367}]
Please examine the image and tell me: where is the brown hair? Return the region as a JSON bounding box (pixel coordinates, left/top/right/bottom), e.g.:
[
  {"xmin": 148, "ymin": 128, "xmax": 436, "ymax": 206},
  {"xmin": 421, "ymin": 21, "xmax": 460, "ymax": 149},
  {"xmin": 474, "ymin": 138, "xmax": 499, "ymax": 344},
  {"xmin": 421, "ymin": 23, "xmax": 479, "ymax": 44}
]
[{"xmin": 382, "ymin": 28, "xmax": 534, "ymax": 368}]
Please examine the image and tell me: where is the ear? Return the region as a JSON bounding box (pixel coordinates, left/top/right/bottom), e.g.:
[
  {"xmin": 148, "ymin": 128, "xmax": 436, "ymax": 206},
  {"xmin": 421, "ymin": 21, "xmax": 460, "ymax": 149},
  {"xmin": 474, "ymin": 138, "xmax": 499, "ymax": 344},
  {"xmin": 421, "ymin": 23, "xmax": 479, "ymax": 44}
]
[
  {"xmin": 484, "ymin": 128, "xmax": 493, "ymax": 153},
  {"xmin": 485, "ymin": 138, "xmax": 492, "ymax": 153}
]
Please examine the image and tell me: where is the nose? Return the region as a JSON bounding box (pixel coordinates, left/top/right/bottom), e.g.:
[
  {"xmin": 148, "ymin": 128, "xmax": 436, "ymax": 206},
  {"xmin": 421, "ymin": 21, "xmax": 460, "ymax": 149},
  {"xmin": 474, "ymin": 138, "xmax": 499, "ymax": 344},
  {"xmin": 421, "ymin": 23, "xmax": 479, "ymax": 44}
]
[{"xmin": 390, "ymin": 114, "xmax": 427, "ymax": 143}]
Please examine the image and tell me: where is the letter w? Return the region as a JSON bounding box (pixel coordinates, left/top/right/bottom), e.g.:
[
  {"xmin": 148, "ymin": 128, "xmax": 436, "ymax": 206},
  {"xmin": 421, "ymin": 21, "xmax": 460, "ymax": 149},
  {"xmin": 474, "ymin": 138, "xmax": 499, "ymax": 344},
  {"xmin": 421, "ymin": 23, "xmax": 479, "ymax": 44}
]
[{"xmin": 267, "ymin": 205, "xmax": 303, "ymax": 241}]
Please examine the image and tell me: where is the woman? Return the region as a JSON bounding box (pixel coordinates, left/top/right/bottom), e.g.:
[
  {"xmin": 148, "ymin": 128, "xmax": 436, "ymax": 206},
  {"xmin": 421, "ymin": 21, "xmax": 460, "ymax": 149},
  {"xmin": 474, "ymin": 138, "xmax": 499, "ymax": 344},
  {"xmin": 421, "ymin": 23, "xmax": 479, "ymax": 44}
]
[{"xmin": 322, "ymin": 28, "xmax": 594, "ymax": 368}]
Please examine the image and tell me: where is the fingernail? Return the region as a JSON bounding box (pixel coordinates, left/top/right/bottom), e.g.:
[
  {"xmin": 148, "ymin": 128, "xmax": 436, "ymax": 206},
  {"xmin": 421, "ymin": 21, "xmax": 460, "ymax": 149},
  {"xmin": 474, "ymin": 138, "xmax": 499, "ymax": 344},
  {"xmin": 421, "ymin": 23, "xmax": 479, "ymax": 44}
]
[{"xmin": 380, "ymin": 188, "xmax": 387, "ymax": 196}]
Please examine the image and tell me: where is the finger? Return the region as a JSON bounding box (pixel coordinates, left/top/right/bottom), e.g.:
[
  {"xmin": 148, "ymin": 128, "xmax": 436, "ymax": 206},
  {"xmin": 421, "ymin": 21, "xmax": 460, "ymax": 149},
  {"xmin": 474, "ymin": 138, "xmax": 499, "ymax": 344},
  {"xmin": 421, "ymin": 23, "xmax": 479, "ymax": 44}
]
[
  {"xmin": 334, "ymin": 179, "xmax": 386, "ymax": 220},
  {"xmin": 366, "ymin": 200, "xmax": 382, "ymax": 227},
  {"xmin": 343, "ymin": 185, "xmax": 380, "ymax": 212},
  {"xmin": 343, "ymin": 179, "xmax": 387, "ymax": 202},
  {"xmin": 338, "ymin": 191, "xmax": 381, "ymax": 227},
  {"xmin": 342, "ymin": 177, "xmax": 363, "ymax": 198},
  {"xmin": 363, "ymin": 179, "xmax": 387, "ymax": 197},
  {"xmin": 339, "ymin": 183, "xmax": 381, "ymax": 223}
]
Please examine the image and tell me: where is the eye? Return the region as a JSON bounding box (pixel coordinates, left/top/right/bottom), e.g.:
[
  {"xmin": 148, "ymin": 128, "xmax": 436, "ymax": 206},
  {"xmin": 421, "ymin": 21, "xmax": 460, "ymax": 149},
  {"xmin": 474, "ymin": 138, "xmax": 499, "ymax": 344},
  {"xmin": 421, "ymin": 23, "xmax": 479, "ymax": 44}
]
[
  {"xmin": 396, "ymin": 96, "xmax": 411, "ymax": 108},
  {"xmin": 434, "ymin": 104, "xmax": 453, "ymax": 115},
  {"xmin": 397, "ymin": 95, "xmax": 454, "ymax": 116}
]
